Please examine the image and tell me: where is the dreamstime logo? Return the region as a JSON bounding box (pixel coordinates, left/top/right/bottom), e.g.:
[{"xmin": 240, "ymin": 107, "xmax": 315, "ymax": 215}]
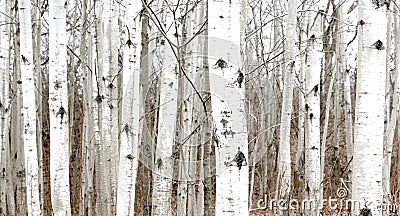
[
  {"xmin": 123, "ymin": 35, "xmax": 266, "ymax": 180},
  {"xmin": 252, "ymin": 179, "xmax": 399, "ymax": 214}
]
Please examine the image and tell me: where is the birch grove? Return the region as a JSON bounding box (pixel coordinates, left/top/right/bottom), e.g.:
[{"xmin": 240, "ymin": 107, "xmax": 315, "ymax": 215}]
[{"xmin": 1, "ymin": 0, "xmax": 400, "ymax": 215}]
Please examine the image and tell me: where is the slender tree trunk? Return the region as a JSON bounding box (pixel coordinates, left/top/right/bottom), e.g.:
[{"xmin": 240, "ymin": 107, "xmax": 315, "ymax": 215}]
[
  {"xmin": 116, "ymin": 0, "xmax": 142, "ymax": 215},
  {"xmin": 135, "ymin": 3, "xmax": 156, "ymax": 214},
  {"xmin": 276, "ymin": 1, "xmax": 296, "ymax": 215},
  {"xmin": 150, "ymin": 2, "xmax": 181, "ymax": 214},
  {"xmin": 0, "ymin": 0, "xmax": 10, "ymax": 212},
  {"xmin": 11, "ymin": 17, "xmax": 29, "ymax": 215},
  {"xmin": 304, "ymin": 7, "xmax": 323, "ymax": 215},
  {"xmin": 84, "ymin": 13, "xmax": 97, "ymax": 216},
  {"xmin": 295, "ymin": 1, "xmax": 308, "ymax": 199},
  {"xmin": 99, "ymin": 0, "xmax": 120, "ymax": 213},
  {"xmin": 32, "ymin": 0, "xmax": 45, "ymax": 213},
  {"xmin": 104, "ymin": 1, "xmax": 120, "ymax": 213},
  {"xmin": 3, "ymin": 1, "xmax": 14, "ymax": 214},
  {"xmin": 339, "ymin": 0, "xmax": 353, "ymax": 181},
  {"xmin": 79, "ymin": 0, "xmax": 94, "ymax": 214},
  {"xmin": 209, "ymin": 0, "xmax": 248, "ymax": 215},
  {"xmin": 93, "ymin": 0, "xmax": 105, "ymax": 214},
  {"xmin": 176, "ymin": 3, "xmax": 190, "ymax": 215},
  {"xmin": 18, "ymin": 0, "xmax": 42, "ymax": 214},
  {"xmin": 202, "ymin": 2, "xmax": 215, "ymax": 215},
  {"xmin": 48, "ymin": 0, "xmax": 71, "ymax": 214},
  {"xmin": 352, "ymin": 0, "xmax": 387, "ymax": 214},
  {"xmin": 383, "ymin": 5, "xmax": 398, "ymax": 215}
]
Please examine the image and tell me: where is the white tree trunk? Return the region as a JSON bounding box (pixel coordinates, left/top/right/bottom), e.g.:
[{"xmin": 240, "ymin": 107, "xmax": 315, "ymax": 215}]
[
  {"xmin": 352, "ymin": 0, "xmax": 386, "ymax": 215},
  {"xmin": 80, "ymin": 0, "xmax": 95, "ymax": 214},
  {"xmin": 383, "ymin": 5, "xmax": 398, "ymax": 215},
  {"xmin": 202, "ymin": 5, "xmax": 215, "ymax": 210},
  {"xmin": 3, "ymin": 1, "xmax": 13, "ymax": 214},
  {"xmin": 189, "ymin": 4, "xmax": 208, "ymax": 214},
  {"xmin": 151, "ymin": 40, "xmax": 178, "ymax": 216},
  {"xmin": 276, "ymin": 1, "xmax": 296, "ymax": 213},
  {"xmin": 48, "ymin": 0, "xmax": 71, "ymax": 215},
  {"xmin": 18, "ymin": 0, "xmax": 41, "ymax": 214},
  {"xmin": 295, "ymin": 1, "xmax": 307, "ymax": 198},
  {"xmin": 101, "ymin": 0, "xmax": 119, "ymax": 213},
  {"xmin": 106, "ymin": 2, "xmax": 120, "ymax": 213},
  {"xmin": 0, "ymin": 0, "xmax": 10, "ymax": 211},
  {"xmin": 116, "ymin": 0, "xmax": 142, "ymax": 215},
  {"xmin": 339, "ymin": 0, "xmax": 353, "ymax": 180},
  {"xmin": 176, "ymin": 2, "xmax": 190, "ymax": 214},
  {"xmin": 209, "ymin": 0, "xmax": 248, "ymax": 215},
  {"xmin": 93, "ymin": 0, "xmax": 108, "ymax": 213},
  {"xmin": 149, "ymin": 1, "xmax": 181, "ymax": 214},
  {"xmin": 304, "ymin": 6, "xmax": 323, "ymax": 215}
]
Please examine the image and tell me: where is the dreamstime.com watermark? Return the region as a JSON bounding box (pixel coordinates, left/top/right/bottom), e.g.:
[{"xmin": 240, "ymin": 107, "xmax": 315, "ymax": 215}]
[
  {"xmin": 253, "ymin": 196, "xmax": 399, "ymax": 213},
  {"xmin": 252, "ymin": 181, "xmax": 399, "ymax": 214}
]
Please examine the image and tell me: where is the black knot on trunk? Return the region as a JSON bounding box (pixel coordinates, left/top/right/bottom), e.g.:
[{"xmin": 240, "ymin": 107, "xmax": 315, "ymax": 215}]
[
  {"xmin": 237, "ymin": 71, "xmax": 244, "ymax": 88},
  {"xmin": 372, "ymin": 40, "xmax": 384, "ymax": 50},
  {"xmin": 233, "ymin": 147, "xmax": 247, "ymax": 170},
  {"xmin": 95, "ymin": 95, "xmax": 103, "ymax": 103},
  {"xmin": 56, "ymin": 106, "xmax": 66, "ymax": 124},
  {"xmin": 126, "ymin": 39, "xmax": 133, "ymax": 48},
  {"xmin": 215, "ymin": 58, "xmax": 228, "ymax": 69},
  {"xmin": 156, "ymin": 157, "xmax": 163, "ymax": 170}
]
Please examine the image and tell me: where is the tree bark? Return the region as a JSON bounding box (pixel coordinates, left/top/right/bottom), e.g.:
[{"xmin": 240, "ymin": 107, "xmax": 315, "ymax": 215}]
[
  {"xmin": 116, "ymin": 0, "xmax": 142, "ymax": 215},
  {"xmin": 48, "ymin": 0, "xmax": 71, "ymax": 214},
  {"xmin": 18, "ymin": 0, "xmax": 42, "ymax": 214},
  {"xmin": 304, "ymin": 7, "xmax": 323, "ymax": 216},
  {"xmin": 352, "ymin": 0, "xmax": 387, "ymax": 214},
  {"xmin": 276, "ymin": 1, "xmax": 296, "ymax": 215}
]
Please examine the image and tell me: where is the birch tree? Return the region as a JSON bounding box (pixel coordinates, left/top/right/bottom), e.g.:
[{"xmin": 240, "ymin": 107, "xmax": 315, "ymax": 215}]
[
  {"xmin": 304, "ymin": 4, "xmax": 324, "ymax": 215},
  {"xmin": 116, "ymin": 0, "xmax": 142, "ymax": 214},
  {"xmin": 18, "ymin": 0, "xmax": 41, "ymax": 214},
  {"xmin": 80, "ymin": 0, "xmax": 96, "ymax": 214},
  {"xmin": 209, "ymin": 0, "xmax": 248, "ymax": 215},
  {"xmin": 352, "ymin": 0, "xmax": 387, "ymax": 214},
  {"xmin": 175, "ymin": 1, "xmax": 204, "ymax": 214},
  {"xmin": 11, "ymin": 11, "xmax": 28, "ymax": 214},
  {"xmin": 383, "ymin": 5, "xmax": 398, "ymax": 214},
  {"xmin": 48, "ymin": 0, "xmax": 71, "ymax": 214},
  {"xmin": 135, "ymin": 2, "xmax": 158, "ymax": 214},
  {"xmin": 151, "ymin": 35, "xmax": 178, "ymax": 216},
  {"xmin": 340, "ymin": 0, "xmax": 353, "ymax": 180},
  {"xmin": 276, "ymin": 0, "xmax": 296, "ymax": 212},
  {"xmin": 93, "ymin": 0, "xmax": 109, "ymax": 213},
  {"xmin": 199, "ymin": 3, "xmax": 214, "ymax": 216},
  {"xmin": 149, "ymin": 1, "xmax": 181, "ymax": 214},
  {"xmin": 99, "ymin": 0, "xmax": 120, "ymax": 213},
  {"xmin": 0, "ymin": 0, "xmax": 11, "ymax": 212}
]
